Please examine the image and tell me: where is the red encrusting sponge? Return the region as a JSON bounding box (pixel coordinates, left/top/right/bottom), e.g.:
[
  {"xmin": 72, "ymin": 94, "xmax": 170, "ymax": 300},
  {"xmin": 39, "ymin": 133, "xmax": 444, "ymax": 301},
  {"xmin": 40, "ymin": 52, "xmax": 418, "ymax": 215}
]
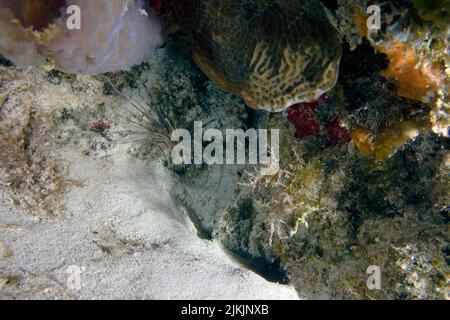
[{"xmin": 287, "ymin": 95, "xmax": 351, "ymax": 147}]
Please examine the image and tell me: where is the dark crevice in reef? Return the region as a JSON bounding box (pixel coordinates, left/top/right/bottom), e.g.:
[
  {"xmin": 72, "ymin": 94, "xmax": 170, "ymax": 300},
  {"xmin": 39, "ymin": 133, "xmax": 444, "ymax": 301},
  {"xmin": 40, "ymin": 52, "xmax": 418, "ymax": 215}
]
[
  {"xmin": 0, "ymin": 54, "xmax": 13, "ymax": 67},
  {"xmin": 244, "ymin": 106, "xmax": 270, "ymax": 130},
  {"xmin": 337, "ymin": 39, "xmax": 424, "ymax": 130},
  {"xmin": 173, "ymin": 195, "xmax": 213, "ymax": 240},
  {"xmin": 319, "ymin": 0, "xmax": 339, "ymax": 11},
  {"xmin": 222, "ymin": 246, "xmax": 289, "ymax": 285},
  {"xmin": 340, "ymin": 39, "xmax": 390, "ymax": 82},
  {"xmin": 444, "ymin": 243, "xmax": 450, "ymax": 266},
  {"xmin": 175, "ymin": 195, "xmax": 289, "ymax": 283},
  {"xmin": 219, "ymin": 198, "xmax": 289, "ymax": 284}
]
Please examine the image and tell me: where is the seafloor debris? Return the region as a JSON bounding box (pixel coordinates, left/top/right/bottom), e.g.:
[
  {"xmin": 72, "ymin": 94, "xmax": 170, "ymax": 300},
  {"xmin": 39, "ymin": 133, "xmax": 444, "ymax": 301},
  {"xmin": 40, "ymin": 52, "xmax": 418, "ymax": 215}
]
[
  {"xmin": 0, "ymin": 0, "xmax": 163, "ymax": 74},
  {"xmin": 172, "ymin": 0, "xmax": 342, "ymax": 112},
  {"xmin": 0, "ymin": 241, "xmax": 12, "ymax": 260},
  {"xmin": 0, "ymin": 66, "xmax": 66, "ymax": 216}
]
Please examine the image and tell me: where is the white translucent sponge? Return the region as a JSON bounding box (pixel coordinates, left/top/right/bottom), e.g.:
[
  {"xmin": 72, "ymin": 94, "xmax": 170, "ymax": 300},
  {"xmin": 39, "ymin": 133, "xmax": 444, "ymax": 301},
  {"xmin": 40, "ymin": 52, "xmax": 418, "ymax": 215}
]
[{"xmin": 0, "ymin": 0, "xmax": 163, "ymax": 74}]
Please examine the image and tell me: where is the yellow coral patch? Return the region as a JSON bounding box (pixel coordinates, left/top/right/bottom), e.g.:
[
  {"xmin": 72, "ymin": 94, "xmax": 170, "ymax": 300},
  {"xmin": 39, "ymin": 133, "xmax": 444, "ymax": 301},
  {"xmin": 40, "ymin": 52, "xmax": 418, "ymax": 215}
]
[
  {"xmin": 25, "ymin": 24, "xmax": 60, "ymax": 44},
  {"xmin": 351, "ymin": 127, "xmax": 374, "ymax": 157},
  {"xmin": 352, "ymin": 120, "xmax": 421, "ymax": 161}
]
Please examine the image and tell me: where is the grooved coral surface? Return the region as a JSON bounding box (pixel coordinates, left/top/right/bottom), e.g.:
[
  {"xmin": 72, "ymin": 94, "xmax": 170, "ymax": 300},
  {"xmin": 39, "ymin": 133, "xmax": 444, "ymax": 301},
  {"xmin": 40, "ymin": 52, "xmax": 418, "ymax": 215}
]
[
  {"xmin": 0, "ymin": 0, "xmax": 163, "ymax": 74},
  {"xmin": 175, "ymin": 0, "xmax": 342, "ymax": 112}
]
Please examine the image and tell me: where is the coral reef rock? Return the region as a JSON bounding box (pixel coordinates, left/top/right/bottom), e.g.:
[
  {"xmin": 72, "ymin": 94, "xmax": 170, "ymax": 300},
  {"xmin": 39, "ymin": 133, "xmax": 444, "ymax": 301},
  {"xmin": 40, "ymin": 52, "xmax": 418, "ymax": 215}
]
[
  {"xmin": 225, "ymin": 121, "xmax": 449, "ymax": 299},
  {"xmin": 0, "ymin": 0, "xmax": 163, "ymax": 74},
  {"xmin": 174, "ymin": 0, "xmax": 342, "ymax": 112}
]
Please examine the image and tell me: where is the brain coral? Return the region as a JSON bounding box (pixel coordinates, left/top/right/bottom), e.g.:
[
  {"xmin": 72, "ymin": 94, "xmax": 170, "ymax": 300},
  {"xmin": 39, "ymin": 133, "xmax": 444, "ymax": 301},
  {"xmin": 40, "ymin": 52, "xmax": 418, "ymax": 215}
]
[
  {"xmin": 174, "ymin": 0, "xmax": 342, "ymax": 112},
  {"xmin": 0, "ymin": 0, "xmax": 163, "ymax": 74}
]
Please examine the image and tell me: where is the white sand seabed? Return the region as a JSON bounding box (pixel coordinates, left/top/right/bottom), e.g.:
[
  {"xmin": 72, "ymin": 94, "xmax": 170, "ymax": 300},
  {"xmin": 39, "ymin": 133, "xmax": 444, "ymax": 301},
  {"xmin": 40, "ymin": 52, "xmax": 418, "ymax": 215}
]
[{"xmin": 0, "ymin": 143, "xmax": 299, "ymax": 299}]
